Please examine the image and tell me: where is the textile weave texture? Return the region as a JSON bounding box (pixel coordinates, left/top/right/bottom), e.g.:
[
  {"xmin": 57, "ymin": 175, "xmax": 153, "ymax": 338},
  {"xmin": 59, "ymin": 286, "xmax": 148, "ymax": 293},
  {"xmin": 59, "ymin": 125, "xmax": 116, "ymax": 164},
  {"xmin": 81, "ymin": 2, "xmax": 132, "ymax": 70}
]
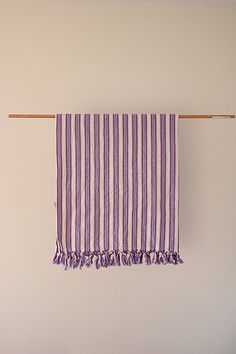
[{"xmin": 53, "ymin": 114, "xmax": 183, "ymax": 269}]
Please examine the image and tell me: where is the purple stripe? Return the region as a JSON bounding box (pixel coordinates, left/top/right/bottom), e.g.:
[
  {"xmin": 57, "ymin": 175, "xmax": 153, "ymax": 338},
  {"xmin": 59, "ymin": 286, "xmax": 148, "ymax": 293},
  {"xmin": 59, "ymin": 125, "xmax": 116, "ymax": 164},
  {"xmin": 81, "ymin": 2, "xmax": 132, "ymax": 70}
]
[
  {"xmin": 56, "ymin": 114, "xmax": 63, "ymax": 251},
  {"xmin": 94, "ymin": 114, "xmax": 100, "ymax": 252},
  {"xmin": 150, "ymin": 114, "xmax": 157, "ymax": 251},
  {"xmin": 75, "ymin": 114, "xmax": 81, "ymax": 253},
  {"xmin": 169, "ymin": 114, "xmax": 176, "ymax": 251},
  {"xmin": 159, "ymin": 114, "xmax": 166, "ymax": 251},
  {"xmin": 113, "ymin": 114, "xmax": 119, "ymax": 251},
  {"xmin": 177, "ymin": 174, "xmax": 180, "ymax": 253},
  {"xmin": 122, "ymin": 114, "xmax": 128, "ymax": 251},
  {"xmin": 84, "ymin": 114, "xmax": 91, "ymax": 253},
  {"xmin": 141, "ymin": 114, "xmax": 147, "ymax": 251},
  {"xmin": 65, "ymin": 114, "xmax": 72, "ymax": 253},
  {"xmin": 132, "ymin": 114, "xmax": 138, "ymax": 251},
  {"xmin": 103, "ymin": 114, "xmax": 110, "ymax": 251}
]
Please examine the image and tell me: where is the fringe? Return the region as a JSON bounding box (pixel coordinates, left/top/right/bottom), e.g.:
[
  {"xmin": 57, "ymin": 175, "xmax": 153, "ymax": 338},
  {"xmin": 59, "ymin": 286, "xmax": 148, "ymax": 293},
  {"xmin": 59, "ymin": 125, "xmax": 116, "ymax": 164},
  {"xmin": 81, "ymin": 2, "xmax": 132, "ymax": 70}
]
[{"xmin": 53, "ymin": 249, "xmax": 183, "ymax": 270}]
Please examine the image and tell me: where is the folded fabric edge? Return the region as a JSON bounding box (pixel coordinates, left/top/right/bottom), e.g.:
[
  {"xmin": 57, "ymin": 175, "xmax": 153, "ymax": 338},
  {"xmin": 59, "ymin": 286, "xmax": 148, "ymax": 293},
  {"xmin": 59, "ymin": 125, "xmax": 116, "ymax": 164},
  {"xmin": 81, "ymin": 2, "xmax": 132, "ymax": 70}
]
[{"xmin": 53, "ymin": 249, "xmax": 183, "ymax": 270}]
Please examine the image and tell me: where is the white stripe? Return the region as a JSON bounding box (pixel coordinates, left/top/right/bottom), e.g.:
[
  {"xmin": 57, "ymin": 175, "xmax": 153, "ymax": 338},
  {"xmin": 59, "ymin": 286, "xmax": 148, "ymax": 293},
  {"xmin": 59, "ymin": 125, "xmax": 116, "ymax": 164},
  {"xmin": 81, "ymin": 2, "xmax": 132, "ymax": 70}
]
[
  {"xmin": 156, "ymin": 114, "xmax": 161, "ymax": 250},
  {"xmin": 80, "ymin": 114, "xmax": 85, "ymax": 253},
  {"xmin": 146, "ymin": 114, "xmax": 152, "ymax": 251},
  {"xmin": 61, "ymin": 116, "xmax": 67, "ymax": 251},
  {"xmin": 118, "ymin": 114, "xmax": 123, "ymax": 251},
  {"xmin": 165, "ymin": 114, "xmax": 170, "ymax": 251},
  {"xmin": 109, "ymin": 115, "xmax": 114, "ymax": 250},
  {"xmin": 137, "ymin": 114, "xmax": 142, "ymax": 251},
  {"xmin": 128, "ymin": 114, "xmax": 133, "ymax": 251},
  {"xmin": 71, "ymin": 115, "xmax": 76, "ymax": 252}
]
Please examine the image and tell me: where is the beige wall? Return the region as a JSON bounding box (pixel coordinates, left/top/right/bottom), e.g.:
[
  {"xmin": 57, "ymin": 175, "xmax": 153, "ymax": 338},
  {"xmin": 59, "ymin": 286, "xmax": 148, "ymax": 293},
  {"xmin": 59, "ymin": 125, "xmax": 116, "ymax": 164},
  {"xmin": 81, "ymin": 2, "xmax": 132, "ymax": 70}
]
[{"xmin": 1, "ymin": 1, "xmax": 236, "ymax": 354}]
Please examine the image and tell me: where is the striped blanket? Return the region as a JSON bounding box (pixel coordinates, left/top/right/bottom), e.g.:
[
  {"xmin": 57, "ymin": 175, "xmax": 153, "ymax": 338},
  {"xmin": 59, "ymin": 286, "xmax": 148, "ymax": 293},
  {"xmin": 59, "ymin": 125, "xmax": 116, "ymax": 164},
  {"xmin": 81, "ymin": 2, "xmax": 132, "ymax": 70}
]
[{"xmin": 53, "ymin": 114, "xmax": 183, "ymax": 269}]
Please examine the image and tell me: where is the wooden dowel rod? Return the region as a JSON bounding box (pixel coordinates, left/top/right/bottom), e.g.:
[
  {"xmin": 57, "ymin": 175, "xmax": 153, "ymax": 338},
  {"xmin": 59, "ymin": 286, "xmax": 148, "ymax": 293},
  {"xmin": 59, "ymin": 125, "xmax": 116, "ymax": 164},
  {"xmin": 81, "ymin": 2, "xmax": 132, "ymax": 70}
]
[
  {"xmin": 9, "ymin": 114, "xmax": 55, "ymax": 119},
  {"xmin": 179, "ymin": 114, "xmax": 235, "ymax": 119},
  {"xmin": 8, "ymin": 114, "xmax": 235, "ymax": 119}
]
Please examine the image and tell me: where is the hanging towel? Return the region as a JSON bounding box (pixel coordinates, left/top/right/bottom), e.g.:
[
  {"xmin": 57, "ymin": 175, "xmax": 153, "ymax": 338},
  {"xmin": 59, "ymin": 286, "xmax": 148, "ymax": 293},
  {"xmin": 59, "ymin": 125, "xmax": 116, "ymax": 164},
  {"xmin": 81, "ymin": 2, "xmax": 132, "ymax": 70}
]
[{"xmin": 53, "ymin": 114, "xmax": 183, "ymax": 269}]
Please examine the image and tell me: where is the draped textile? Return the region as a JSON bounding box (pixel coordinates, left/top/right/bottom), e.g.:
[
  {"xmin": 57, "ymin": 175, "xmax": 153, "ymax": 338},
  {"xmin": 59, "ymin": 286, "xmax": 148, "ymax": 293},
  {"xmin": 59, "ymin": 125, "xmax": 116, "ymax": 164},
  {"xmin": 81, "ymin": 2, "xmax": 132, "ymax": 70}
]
[{"xmin": 53, "ymin": 114, "xmax": 183, "ymax": 269}]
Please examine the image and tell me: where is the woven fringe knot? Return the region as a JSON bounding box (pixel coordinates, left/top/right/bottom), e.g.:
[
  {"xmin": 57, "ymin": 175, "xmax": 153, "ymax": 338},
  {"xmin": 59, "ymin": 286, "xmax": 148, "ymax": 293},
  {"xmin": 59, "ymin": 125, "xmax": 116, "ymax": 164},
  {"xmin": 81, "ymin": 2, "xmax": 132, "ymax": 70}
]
[{"xmin": 53, "ymin": 250, "xmax": 183, "ymax": 270}]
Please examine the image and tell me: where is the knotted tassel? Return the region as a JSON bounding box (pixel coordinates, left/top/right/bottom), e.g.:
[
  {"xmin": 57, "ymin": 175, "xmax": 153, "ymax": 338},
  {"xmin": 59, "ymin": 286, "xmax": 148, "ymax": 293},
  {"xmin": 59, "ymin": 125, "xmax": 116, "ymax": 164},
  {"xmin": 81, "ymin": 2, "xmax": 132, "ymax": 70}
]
[
  {"xmin": 129, "ymin": 251, "xmax": 135, "ymax": 265},
  {"xmin": 144, "ymin": 252, "xmax": 152, "ymax": 265},
  {"xmin": 121, "ymin": 252, "xmax": 130, "ymax": 266},
  {"xmin": 176, "ymin": 253, "xmax": 184, "ymax": 264},
  {"xmin": 167, "ymin": 252, "xmax": 176, "ymax": 264},
  {"xmin": 85, "ymin": 253, "xmax": 93, "ymax": 268},
  {"xmin": 61, "ymin": 253, "xmax": 66, "ymax": 266},
  {"xmin": 73, "ymin": 253, "xmax": 80, "ymax": 269},
  {"xmin": 65, "ymin": 256, "xmax": 70, "ymax": 270},
  {"xmin": 114, "ymin": 252, "xmax": 121, "ymax": 266},
  {"xmin": 109, "ymin": 252, "xmax": 115, "ymax": 266},
  {"xmin": 151, "ymin": 252, "xmax": 158, "ymax": 264},
  {"xmin": 134, "ymin": 251, "xmax": 140, "ymax": 264},
  {"xmin": 157, "ymin": 251, "xmax": 167, "ymax": 265}
]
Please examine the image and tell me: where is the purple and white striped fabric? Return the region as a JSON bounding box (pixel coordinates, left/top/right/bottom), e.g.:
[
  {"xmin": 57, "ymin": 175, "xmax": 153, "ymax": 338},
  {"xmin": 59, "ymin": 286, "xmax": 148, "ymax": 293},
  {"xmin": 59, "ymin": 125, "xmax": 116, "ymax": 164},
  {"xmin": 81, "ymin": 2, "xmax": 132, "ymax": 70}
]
[{"xmin": 53, "ymin": 114, "xmax": 183, "ymax": 269}]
